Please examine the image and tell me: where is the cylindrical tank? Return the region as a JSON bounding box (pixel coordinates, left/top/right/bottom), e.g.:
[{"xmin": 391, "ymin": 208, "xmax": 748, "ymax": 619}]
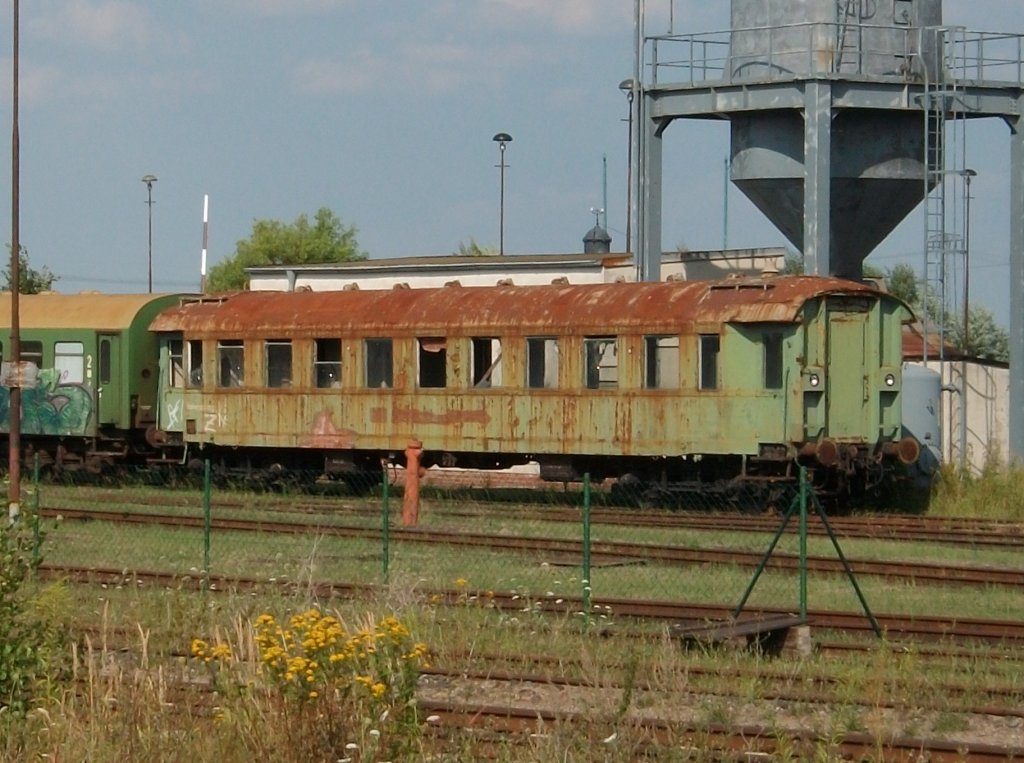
[
  {"xmin": 901, "ymin": 363, "xmax": 942, "ymax": 480},
  {"xmin": 727, "ymin": 0, "xmax": 943, "ymax": 278},
  {"xmin": 729, "ymin": 0, "xmax": 942, "ymax": 79}
]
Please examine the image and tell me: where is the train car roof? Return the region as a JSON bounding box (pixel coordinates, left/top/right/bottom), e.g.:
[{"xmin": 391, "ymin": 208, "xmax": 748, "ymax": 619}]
[
  {"xmin": 0, "ymin": 292, "xmax": 186, "ymax": 331},
  {"xmin": 149, "ymin": 276, "xmax": 903, "ymax": 336}
]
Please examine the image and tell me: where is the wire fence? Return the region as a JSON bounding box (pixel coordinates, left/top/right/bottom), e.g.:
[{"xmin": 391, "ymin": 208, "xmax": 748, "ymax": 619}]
[{"xmin": 15, "ymin": 460, "xmax": 1024, "ymax": 630}]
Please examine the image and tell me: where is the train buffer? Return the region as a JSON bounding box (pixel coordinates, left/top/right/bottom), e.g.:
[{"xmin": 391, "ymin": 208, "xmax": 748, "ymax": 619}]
[{"xmin": 670, "ymin": 614, "xmax": 809, "ymax": 656}]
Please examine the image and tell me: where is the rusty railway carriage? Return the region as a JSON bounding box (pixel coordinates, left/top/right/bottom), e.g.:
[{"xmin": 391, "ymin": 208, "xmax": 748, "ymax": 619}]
[
  {"xmin": 0, "ymin": 293, "xmax": 187, "ymax": 472},
  {"xmin": 148, "ymin": 275, "xmax": 920, "ymax": 498}
]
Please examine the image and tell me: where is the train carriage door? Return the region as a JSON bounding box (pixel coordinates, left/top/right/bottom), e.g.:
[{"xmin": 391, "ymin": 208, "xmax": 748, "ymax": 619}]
[
  {"xmin": 825, "ymin": 300, "xmax": 870, "ymax": 437},
  {"xmin": 97, "ymin": 334, "xmax": 122, "ymax": 426}
]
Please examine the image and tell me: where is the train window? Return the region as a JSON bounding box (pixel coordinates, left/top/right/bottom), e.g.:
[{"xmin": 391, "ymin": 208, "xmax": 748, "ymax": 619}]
[
  {"xmin": 188, "ymin": 340, "xmax": 204, "ymax": 388},
  {"xmin": 22, "ymin": 340, "xmax": 42, "ymax": 370},
  {"xmin": 763, "ymin": 332, "xmax": 784, "ymax": 390},
  {"xmin": 168, "ymin": 340, "xmax": 185, "ymax": 388},
  {"xmin": 418, "ymin": 337, "xmax": 447, "ymax": 389},
  {"xmin": 217, "ymin": 340, "xmax": 244, "ymax": 388},
  {"xmin": 265, "ymin": 339, "xmax": 292, "ymax": 388},
  {"xmin": 99, "ymin": 340, "xmax": 112, "ymax": 385},
  {"xmin": 55, "ymin": 342, "xmax": 85, "ymax": 384},
  {"xmin": 314, "ymin": 338, "xmax": 342, "ymax": 388},
  {"xmin": 583, "ymin": 337, "xmax": 618, "ymax": 390},
  {"xmin": 644, "ymin": 335, "xmax": 680, "ymax": 389},
  {"xmin": 527, "ymin": 337, "xmax": 559, "ymax": 389},
  {"xmin": 699, "ymin": 335, "xmax": 720, "ymax": 390},
  {"xmin": 471, "ymin": 337, "xmax": 502, "ymax": 388},
  {"xmin": 365, "ymin": 338, "xmax": 393, "ymax": 388}
]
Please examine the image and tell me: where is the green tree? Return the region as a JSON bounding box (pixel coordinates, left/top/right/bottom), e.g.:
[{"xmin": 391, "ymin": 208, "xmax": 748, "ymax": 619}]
[
  {"xmin": 780, "ymin": 254, "xmax": 804, "ymax": 275},
  {"xmin": 2, "ymin": 248, "xmax": 58, "ymax": 294},
  {"xmin": 885, "ymin": 263, "xmax": 919, "ymax": 305},
  {"xmin": 949, "ymin": 305, "xmax": 1010, "ymax": 362},
  {"xmin": 455, "ymin": 239, "xmax": 498, "ymax": 257},
  {"xmin": 207, "ymin": 207, "xmax": 365, "ymax": 292},
  {"xmin": 882, "ymin": 262, "xmax": 1009, "ymax": 362}
]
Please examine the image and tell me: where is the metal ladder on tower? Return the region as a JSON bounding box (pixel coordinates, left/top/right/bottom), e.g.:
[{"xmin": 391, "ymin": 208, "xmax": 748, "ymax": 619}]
[
  {"xmin": 834, "ymin": 0, "xmax": 862, "ymax": 73},
  {"xmin": 920, "ymin": 26, "xmax": 969, "ymax": 462}
]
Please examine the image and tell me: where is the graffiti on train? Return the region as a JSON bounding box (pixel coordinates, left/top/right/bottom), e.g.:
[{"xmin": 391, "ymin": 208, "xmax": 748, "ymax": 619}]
[{"xmin": 0, "ymin": 366, "xmax": 94, "ymax": 435}]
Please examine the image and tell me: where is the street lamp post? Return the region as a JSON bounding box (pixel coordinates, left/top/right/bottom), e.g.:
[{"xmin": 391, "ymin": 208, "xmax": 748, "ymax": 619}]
[
  {"xmin": 142, "ymin": 174, "xmax": 157, "ymax": 292},
  {"xmin": 492, "ymin": 133, "xmax": 512, "ymax": 256},
  {"xmin": 960, "ymin": 168, "xmax": 977, "ymax": 471},
  {"xmin": 9, "ymin": 0, "xmax": 21, "ymax": 522},
  {"xmin": 618, "ymin": 79, "xmax": 636, "ymax": 254}
]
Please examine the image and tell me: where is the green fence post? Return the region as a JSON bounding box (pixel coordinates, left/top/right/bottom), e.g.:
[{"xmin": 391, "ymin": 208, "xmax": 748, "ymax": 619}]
[
  {"xmin": 381, "ymin": 464, "xmax": 390, "ymax": 584},
  {"xmin": 582, "ymin": 473, "xmax": 592, "ymax": 621},
  {"xmin": 203, "ymin": 459, "xmax": 211, "ymax": 591},
  {"xmin": 31, "ymin": 453, "xmax": 41, "ymax": 574},
  {"xmin": 799, "ymin": 467, "xmax": 809, "ymax": 620}
]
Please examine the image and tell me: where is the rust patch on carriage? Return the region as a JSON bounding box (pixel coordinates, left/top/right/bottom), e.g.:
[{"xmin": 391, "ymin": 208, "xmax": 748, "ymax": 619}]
[
  {"xmin": 149, "ymin": 276, "xmax": 894, "ymax": 336},
  {"xmin": 370, "ymin": 405, "xmax": 491, "ymax": 427},
  {"xmin": 300, "ymin": 409, "xmax": 359, "ymax": 449}
]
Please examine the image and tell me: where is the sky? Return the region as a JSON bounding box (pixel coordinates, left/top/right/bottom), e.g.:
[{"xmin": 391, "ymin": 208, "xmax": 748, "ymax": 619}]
[{"xmin": 0, "ymin": 1, "xmax": 1019, "ymax": 327}]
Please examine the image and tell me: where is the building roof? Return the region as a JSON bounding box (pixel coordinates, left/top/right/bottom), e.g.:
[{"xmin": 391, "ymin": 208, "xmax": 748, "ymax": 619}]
[
  {"xmin": 245, "ymin": 252, "xmax": 633, "ymax": 276},
  {"xmin": 0, "ymin": 292, "xmax": 183, "ymax": 331}
]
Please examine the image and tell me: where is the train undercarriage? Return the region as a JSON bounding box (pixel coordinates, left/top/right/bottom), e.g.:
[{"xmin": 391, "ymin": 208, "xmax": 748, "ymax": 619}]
[{"xmin": 1, "ymin": 431, "xmax": 921, "ymax": 509}]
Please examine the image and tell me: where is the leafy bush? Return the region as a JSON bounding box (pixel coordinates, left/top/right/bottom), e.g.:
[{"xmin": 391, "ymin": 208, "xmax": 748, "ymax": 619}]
[{"xmin": 0, "ymin": 521, "xmax": 68, "ymax": 716}]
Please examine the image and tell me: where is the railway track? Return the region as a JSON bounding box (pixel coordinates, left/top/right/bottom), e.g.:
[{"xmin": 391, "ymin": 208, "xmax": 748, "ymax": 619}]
[
  {"xmin": 429, "ymin": 654, "xmax": 1024, "ymax": 719},
  {"xmin": 41, "ymin": 505, "xmax": 1024, "ymax": 589},
  {"xmin": 41, "ymin": 486, "xmax": 1024, "ymax": 549},
  {"xmin": 419, "ymin": 695, "xmax": 1024, "ymax": 762},
  {"xmin": 38, "ymin": 563, "xmax": 1024, "ymax": 644}
]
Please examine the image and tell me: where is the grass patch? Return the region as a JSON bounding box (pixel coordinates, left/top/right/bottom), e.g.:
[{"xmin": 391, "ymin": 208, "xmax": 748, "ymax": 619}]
[{"xmin": 928, "ymin": 461, "xmax": 1024, "ymax": 520}]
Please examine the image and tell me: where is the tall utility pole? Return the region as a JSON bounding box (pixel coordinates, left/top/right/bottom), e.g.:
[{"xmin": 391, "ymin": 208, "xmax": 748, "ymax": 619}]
[
  {"xmin": 619, "ymin": 78, "xmax": 635, "ymax": 254},
  {"xmin": 8, "ymin": 0, "xmax": 21, "ymax": 522},
  {"xmin": 142, "ymin": 174, "xmax": 157, "ymax": 293}
]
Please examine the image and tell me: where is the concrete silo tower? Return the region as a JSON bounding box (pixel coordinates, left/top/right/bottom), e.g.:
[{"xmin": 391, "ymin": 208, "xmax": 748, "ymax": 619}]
[
  {"xmin": 631, "ymin": 0, "xmax": 1024, "ymax": 459},
  {"xmin": 728, "ymin": 0, "xmax": 941, "ymax": 278}
]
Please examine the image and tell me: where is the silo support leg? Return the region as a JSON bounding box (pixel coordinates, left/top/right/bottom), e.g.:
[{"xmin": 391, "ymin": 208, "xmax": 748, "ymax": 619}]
[
  {"xmin": 803, "ymin": 81, "xmax": 833, "ymax": 277},
  {"xmin": 1009, "ymin": 106, "xmax": 1024, "ymax": 464}
]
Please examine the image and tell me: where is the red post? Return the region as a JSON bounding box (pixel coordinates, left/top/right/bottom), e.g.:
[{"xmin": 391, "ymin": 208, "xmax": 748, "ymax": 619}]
[{"xmin": 402, "ymin": 439, "xmax": 424, "ymax": 526}]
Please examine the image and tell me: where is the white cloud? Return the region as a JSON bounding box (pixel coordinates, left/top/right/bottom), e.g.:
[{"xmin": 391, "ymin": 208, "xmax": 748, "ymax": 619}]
[
  {"xmin": 445, "ymin": 0, "xmax": 632, "ymax": 36},
  {"xmin": 292, "ymin": 39, "xmax": 553, "ymax": 96},
  {"xmin": 32, "ymin": 0, "xmax": 160, "ymax": 53},
  {"xmin": 223, "ymin": 0, "xmax": 347, "ymax": 18}
]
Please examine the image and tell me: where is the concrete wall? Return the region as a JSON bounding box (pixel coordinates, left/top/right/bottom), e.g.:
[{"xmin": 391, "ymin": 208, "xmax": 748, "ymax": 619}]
[
  {"xmin": 247, "ymin": 248, "xmax": 788, "ymax": 292},
  {"xmin": 916, "ymin": 360, "xmax": 1011, "ymax": 471}
]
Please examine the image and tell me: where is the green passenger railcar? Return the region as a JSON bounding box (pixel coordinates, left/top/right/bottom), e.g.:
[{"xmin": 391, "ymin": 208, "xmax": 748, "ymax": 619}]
[
  {"xmin": 0, "ymin": 293, "xmax": 186, "ymax": 471},
  {"xmin": 149, "ymin": 276, "xmax": 919, "ymax": 500}
]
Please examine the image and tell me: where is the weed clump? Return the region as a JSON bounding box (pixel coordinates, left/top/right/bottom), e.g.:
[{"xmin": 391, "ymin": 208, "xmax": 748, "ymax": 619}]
[{"xmin": 193, "ymin": 607, "xmax": 429, "ymax": 760}]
